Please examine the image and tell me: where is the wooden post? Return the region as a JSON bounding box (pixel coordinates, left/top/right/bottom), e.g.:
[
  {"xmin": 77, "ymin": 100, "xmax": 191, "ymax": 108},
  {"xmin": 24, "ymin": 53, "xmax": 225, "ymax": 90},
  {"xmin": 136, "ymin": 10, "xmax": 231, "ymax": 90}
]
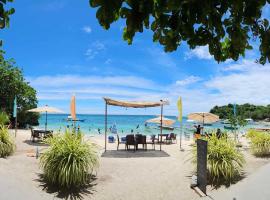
[
  {"xmin": 105, "ymin": 102, "xmax": 108, "ymax": 152},
  {"xmin": 197, "ymin": 139, "xmax": 208, "ymax": 194},
  {"xmin": 15, "ymin": 115, "xmax": 17, "ymax": 137},
  {"xmin": 160, "ymin": 100, "xmax": 163, "ymax": 151}
]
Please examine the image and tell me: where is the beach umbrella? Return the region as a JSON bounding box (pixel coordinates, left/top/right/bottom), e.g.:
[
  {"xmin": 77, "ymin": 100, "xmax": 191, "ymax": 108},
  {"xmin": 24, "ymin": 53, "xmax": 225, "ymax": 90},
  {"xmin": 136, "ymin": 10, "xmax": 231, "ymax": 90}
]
[
  {"xmin": 187, "ymin": 112, "xmax": 219, "ymax": 126},
  {"xmin": 28, "ymin": 105, "xmax": 64, "ymax": 131},
  {"xmin": 146, "ymin": 116, "xmax": 175, "ymax": 126}
]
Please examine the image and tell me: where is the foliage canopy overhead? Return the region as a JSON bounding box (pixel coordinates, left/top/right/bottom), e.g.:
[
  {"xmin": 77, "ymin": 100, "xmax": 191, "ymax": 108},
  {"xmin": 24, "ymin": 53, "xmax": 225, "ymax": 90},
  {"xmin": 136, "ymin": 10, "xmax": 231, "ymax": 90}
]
[
  {"xmin": 90, "ymin": 0, "xmax": 270, "ymax": 64},
  {"xmin": 0, "ymin": 0, "xmax": 14, "ymax": 57}
]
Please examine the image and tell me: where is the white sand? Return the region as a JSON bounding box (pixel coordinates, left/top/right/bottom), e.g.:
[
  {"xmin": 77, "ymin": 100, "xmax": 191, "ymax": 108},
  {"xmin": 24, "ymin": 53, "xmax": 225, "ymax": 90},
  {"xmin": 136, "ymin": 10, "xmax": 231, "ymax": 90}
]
[{"xmin": 0, "ymin": 130, "xmax": 269, "ymax": 200}]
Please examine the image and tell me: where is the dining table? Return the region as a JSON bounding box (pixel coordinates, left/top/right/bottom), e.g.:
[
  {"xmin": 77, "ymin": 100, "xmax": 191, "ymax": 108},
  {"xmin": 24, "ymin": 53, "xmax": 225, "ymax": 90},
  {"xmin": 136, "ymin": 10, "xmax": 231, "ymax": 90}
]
[
  {"xmin": 33, "ymin": 129, "xmax": 53, "ymax": 138},
  {"xmin": 157, "ymin": 134, "xmax": 169, "ymax": 143}
]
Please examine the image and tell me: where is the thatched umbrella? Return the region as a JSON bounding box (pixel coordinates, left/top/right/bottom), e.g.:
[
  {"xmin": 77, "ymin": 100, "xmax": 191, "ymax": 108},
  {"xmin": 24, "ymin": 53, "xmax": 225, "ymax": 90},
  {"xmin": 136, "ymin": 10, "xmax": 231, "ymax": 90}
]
[
  {"xmin": 187, "ymin": 112, "xmax": 219, "ymax": 126},
  {"xmin": 28, "ymin": 105, "xmax": 64, "ymax": 131},
  {"xmin": 146, "ymin": 116, "xmax": 175, "ymax": 126}
]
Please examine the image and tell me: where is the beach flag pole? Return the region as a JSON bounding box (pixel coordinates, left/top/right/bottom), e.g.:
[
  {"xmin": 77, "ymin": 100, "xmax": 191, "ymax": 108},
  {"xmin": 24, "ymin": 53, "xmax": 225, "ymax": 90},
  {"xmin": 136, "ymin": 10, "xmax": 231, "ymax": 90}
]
[
  {"xmin": 13, "ymin": 96, "xmax": 17, "ymax": 137},
  {"xmin": 233, "ymin": 103, "xmax": 237, "ymax": 141},
  {"xmin": 177, "ymin": 97, "xmax": 184, "ymax": 151}
]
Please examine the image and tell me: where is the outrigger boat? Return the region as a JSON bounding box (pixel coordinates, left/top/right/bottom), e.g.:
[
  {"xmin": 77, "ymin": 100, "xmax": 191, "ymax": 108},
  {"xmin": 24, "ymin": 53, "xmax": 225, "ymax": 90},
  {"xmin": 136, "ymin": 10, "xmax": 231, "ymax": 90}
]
[{"xmin": 66, "ymin": 115, "xmax": 85, "ymax": 122}]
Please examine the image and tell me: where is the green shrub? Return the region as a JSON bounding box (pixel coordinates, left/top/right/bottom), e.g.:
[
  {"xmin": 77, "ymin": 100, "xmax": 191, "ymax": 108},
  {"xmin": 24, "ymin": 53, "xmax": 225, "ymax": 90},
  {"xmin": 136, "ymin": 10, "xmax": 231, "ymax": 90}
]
[
  {"xmin": 193, "ymin": 134, "xmax": 245, "ymax": 185},
  {"xmin": 246, "ymin": 129, "xmax": 260, "ymax": 139},
  {"xmin": 0, "ymin": 111, "xmax": 9, "ymax": 126},
  {"xmin": 0, "ymin": 125, "xmax": 15, "ymax": 157},
  {"xmin": 40, "ymin": 130, "xmax": 99, "ymax": 188},
  {"xmin": 250, "ymin": 132, "xmax": 270, "ymax": 157}
]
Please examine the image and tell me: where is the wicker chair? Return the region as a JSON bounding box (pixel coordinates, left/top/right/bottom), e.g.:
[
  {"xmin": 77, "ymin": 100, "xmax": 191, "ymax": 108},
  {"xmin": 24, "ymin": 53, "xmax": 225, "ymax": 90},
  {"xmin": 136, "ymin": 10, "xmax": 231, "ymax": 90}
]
[
  {"xmin": 126, "ymin": 134, "xmax": 137, "ymax": 151},
  {"xmin": 166, "ymin": 133, "xmax": 177, "ymax": 144},
  {"xmin": 146, "ymin": 135, "xmax": 156, "ymax": 150},
  {"xmin": 117, "ymin": 134, "xmax": 126, "ymax": 150},
  {"xmin": 30, "ymin": 128, "xmax": 41, "ymax": 142}
]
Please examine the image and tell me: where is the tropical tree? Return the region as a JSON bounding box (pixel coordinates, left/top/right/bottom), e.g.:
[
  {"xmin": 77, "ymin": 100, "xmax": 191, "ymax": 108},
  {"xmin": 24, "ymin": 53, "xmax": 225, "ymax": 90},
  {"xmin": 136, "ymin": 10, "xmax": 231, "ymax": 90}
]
[
  {"xmin": 0, "ymin": 58, "xmax": 39, "ymax": 128},
  {"xmin": 90, "ymin": 1, "xmax": 270, "ymax": 64},
  {"xmin": 0, "ymin": 0, "xmax": 15, "ymax": 60}
]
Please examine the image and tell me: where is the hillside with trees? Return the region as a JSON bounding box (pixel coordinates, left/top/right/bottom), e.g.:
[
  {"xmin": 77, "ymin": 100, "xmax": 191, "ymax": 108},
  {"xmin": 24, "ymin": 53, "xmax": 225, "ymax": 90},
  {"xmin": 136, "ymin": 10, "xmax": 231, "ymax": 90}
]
[{"xmin": 210, "ymin": 104, "xmax": 270, "ymax": 121}]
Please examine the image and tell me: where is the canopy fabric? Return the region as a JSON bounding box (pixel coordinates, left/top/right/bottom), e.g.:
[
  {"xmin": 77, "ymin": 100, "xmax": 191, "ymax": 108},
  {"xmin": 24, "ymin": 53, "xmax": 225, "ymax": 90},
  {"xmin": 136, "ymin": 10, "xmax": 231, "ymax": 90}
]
[
  {"xmin": 104, "ymin": 97, "xmax": 169, "ymax": 108},
  {"xmin": 187, "ymin": 112, "xmax": 219, "ymax": 124},
  {"xmin": 70, "ymin": 95, "xmax": 76, "ymax": 120},
  {"xmin": 146, "ymin": 116, "xmax": 175, "ymax": 126},
  {"xmin": 28, "ymin": 105, "xmax": 63, "ymax": 113}
]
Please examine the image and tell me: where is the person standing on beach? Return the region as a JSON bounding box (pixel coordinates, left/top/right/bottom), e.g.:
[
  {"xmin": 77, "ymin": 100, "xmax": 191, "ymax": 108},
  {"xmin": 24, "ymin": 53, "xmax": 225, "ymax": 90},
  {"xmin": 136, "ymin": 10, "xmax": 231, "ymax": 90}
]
[{"xmin": 194, "ymin": 125, "xmax": 203, "ymax": 139}]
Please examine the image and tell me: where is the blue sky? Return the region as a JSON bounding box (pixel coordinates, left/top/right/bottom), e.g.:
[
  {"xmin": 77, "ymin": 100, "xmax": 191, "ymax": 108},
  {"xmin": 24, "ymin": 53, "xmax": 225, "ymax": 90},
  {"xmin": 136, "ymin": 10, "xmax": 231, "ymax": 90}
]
[{"xmin": 2, "ymin": 0, "xmax": 270, "ymax": 115}]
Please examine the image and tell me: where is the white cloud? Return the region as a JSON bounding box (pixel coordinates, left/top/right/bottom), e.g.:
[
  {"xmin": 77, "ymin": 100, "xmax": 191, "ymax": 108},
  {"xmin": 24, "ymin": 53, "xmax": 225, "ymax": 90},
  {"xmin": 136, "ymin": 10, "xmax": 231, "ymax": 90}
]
[
  {"xmin": 28, "ymin": 60, "xmax": 270, "ymax": 115},
  {"xmin": 105, "ymin": 59, "xmax": 112, "ymax": 64},
  {"xmin": 27, "ymin": 75, "xmax": 158, "ymax": 90},
  {"xmin": 206, "ymin": 60, "xmax": 270, "ymax": 105},
  {"xmin": 40, "ymin": 0, "xmax": 66, "ymax": 11},
  {"xmin": 82, "ymin": 26, "xmax": 92, "ymax": 33},
  {"xmin": 85, "ymin": 41, "xmax": 106, "ymax": 59},
  {"xmin": 221, "ymin": 60, "xmax": 262, "ymax": 72},
  {"xmin": 185, "ymin": 45, "xmax": 212, "ymax": 60},
  {"xmin": 176, "ymin": 76, "xmax": 202, "ymax": 86}
]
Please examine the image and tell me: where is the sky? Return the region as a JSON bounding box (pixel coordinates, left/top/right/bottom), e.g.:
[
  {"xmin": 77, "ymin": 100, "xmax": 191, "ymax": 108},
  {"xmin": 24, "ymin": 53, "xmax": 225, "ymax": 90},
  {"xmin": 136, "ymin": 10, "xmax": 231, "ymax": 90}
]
[{"xmin": 2, "ymin": 0, "xmax": 270, "ymax": 115}]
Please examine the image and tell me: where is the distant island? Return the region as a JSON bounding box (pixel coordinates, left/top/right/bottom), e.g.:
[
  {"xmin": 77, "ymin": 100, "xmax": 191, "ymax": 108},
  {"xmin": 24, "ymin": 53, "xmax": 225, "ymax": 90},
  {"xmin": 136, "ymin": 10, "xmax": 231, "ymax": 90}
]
[{"xmin": 210, "ymin": 104, "xmax": 270, "ymax": 121}]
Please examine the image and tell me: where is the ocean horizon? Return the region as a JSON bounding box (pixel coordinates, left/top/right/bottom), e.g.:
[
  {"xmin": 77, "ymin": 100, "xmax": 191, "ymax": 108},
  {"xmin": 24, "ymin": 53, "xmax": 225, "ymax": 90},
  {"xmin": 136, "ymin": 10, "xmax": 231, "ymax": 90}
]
[{"xmin": 36, "ymin": 114, "xmax": 259, "ymax": 136}]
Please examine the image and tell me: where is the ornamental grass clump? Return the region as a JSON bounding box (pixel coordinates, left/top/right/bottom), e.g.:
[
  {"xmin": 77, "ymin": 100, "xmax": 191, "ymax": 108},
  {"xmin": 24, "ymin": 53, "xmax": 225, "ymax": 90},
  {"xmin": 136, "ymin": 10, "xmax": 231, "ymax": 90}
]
[
  {"xmin": 0, "ymin": 125, "xmax": 15, "ymax": 157},
  {"xmin": 40, "ymin": 130, "xmax": 99, "ymax": 188},
  {"xmin": 246, "ymin": 129, "xmax": 260, "ymax": 139},
  {"xmin": 249, "ymin": 131, "xmax": 270, "ymax": 157},
  {"xmin": 193, "ymin": 134, "xmax": 245, "ymax": 185}
]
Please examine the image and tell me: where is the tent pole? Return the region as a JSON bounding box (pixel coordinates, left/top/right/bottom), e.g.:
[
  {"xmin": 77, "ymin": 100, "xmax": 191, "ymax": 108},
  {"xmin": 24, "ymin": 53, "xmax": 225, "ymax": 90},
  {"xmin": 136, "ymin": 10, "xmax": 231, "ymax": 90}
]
[
  {"xmin": 105, "ymin": 102, "xmax": 108, "ymax": 152},
  {"xmin": 160, "ymin": 100, "xmax": 163, "ymax": 151}
]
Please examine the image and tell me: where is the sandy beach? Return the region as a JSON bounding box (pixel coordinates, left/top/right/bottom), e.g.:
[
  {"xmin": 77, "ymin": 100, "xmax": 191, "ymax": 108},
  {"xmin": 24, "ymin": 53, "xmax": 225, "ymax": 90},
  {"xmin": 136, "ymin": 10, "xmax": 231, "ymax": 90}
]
[{"xmin": 0, "ymin": 129, "xmax": 269, "ymax": 200}]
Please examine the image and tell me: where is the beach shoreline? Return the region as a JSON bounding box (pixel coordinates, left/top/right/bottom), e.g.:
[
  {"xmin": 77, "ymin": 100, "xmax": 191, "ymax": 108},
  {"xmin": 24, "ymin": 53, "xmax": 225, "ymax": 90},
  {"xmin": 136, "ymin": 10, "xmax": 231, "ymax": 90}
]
[{"xmin": 0, "ymin": 129, "xmax": 269, "ymax": 200}]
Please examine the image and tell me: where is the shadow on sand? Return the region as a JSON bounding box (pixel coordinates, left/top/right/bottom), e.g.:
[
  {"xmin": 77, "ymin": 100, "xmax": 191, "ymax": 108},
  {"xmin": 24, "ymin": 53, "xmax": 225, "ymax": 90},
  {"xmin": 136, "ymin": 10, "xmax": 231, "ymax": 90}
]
[
  {"xmin": 35, "ymin": 174, "xmax": 97, "ymax": 200},
  {"xmin": 101, "ymin": 149, "xmax": 170, "ymax": 158},
  {"xmin": 23, "ymin": 140, "xmax": 49, "ymax": 147}
]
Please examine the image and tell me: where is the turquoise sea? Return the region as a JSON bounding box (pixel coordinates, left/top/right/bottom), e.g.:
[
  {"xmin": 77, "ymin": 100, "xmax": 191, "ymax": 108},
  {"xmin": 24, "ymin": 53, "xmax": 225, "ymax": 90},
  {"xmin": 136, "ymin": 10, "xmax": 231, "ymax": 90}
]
[{"xmin": 36, "ymin": 114, "xmax": 265, "ymax": 136}]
